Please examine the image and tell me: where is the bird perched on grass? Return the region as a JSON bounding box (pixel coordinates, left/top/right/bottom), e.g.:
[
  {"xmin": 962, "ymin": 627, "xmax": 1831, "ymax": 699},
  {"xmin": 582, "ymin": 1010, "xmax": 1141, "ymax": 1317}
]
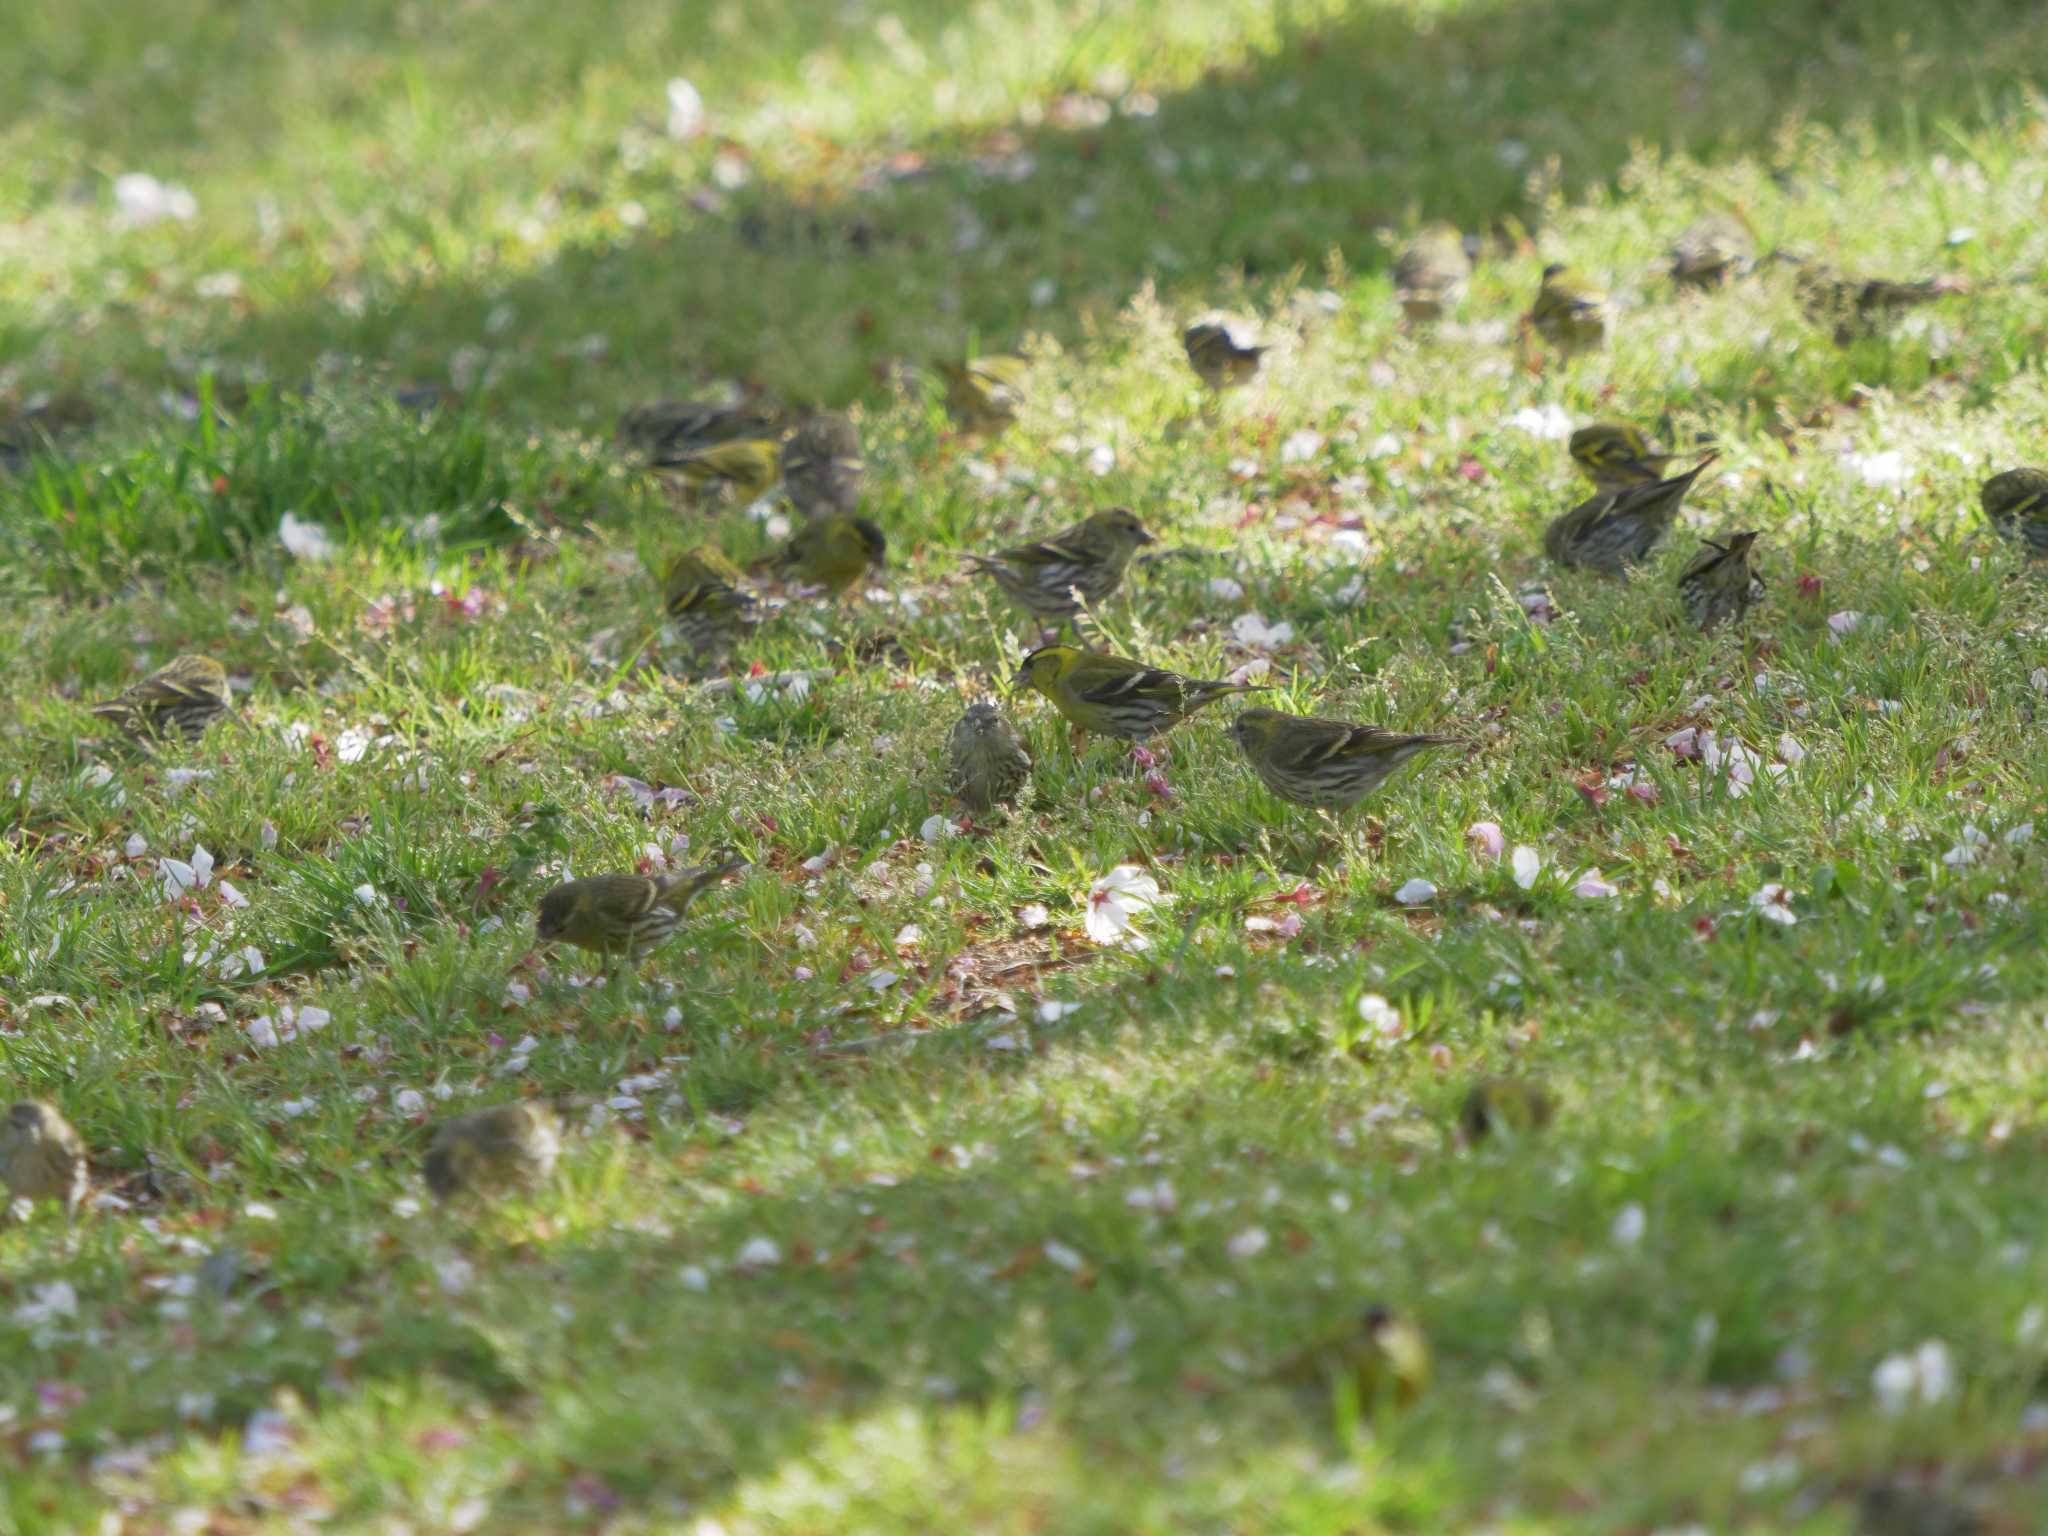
[
  {"xmin": 1393, "ymin": 223, "xmax": 1475, "ymax": 322},
  {"xmin": 782, "ymin": 411, "xmax": 866, "ymax": 518},
  {"xmin": 1980, "ymin": 468, "xmax": 2048, "ymax": 556},
  {"xmin": 1677, "ymin": 530, "xmax": 1765, "ymax": 629},
  {"xmin": 1668, "ymin": 210, "xmax": 1755, "ymax": 289},
  {"xmin": 965, "ymin": 507, "xmax": 1154, "ymax": 630},
  {"xmin": 1278, "ymin": 1306, "xmax": 1431, "ymax": 1413},
  {"xmin": 654, "ymin": 438, "xmax": 781, "ymax": 506},
  {"xmin": 1529, "ymin": 263, "xmax": 1609, "ymax": 355},
  {"xmin": 1544, "ymin": 455, "xmax": 1716, "ymax": 574},
  {"xmin": 0, "ymin": 1101, "xmax": 88, "ymax": 1214},
  {"xmin": 943, "ymin": 700, "xmax": 1033, "ymax": 813},
  {"xmin": 1015, "ymin": 646, "xmax": 1265, "ymax": 741},
  {"xmin": 1569, "ymin": 421, "xmax": 1673, "ymax": 490},
  {"xmin": 1788, "ymin": 259, "xmax": 1953, "ymax": 343},
  {"xmin": 663, "ymin": 546, "xmax": 756, "ymax": 664},
  {"xmin": 770, "ymin": 514, "xmax": 888, "ymax": 596},
  {"xmin": 424, "ymin": 1104, "xmax": 561, "ymax": 1201},
  {"xmin": 1227, "ymin": 707, "xmax": 1457, "ymax": 811},
  {"xmin": 618, "ymin": 398, "xmax": 782, "ymax": 461},
  {"xmin": 936, "ymin": 355, "xmax": 1027, "ymax": 437},
  {"xmin": 91, "ymin": 654, "xmax": 234, "ymax": 742},
  {"xmin": 1458, "ymin": 1078, "xmax": 1555, "ymax": 1143},
  {"xmin": 1182, "ymin": 322, "xmax": 1267, "ymax": 391},
  {"xmin": 535, "ymin": 856, "xmax": 748, "ymax": 964}
]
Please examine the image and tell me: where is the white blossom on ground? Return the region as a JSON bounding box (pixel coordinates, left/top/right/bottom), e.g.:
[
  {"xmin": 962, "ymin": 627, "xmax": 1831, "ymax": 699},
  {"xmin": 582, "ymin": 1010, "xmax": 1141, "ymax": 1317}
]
[
  {"xmin": 1468, "ymin": 822, "xmax": 1505, "ymax": 860},
  {"xmin": 278, "ymin": 513, "xmax": 338, "ymax": 562},
  {"xmin": 1511, "ymin": 846, "xmax": 1542, "ymax": 889},
  {"xmin": 1085, "ymin": 866, "xmax": 1164, "ymax": 950},
  {"xmin": 1750, "ymin": 884, "xmax": 1798, "ymax": 926}
]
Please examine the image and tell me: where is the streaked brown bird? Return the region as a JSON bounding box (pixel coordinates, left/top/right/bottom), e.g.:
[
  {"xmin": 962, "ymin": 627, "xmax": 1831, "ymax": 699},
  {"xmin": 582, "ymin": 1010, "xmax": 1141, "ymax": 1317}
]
[
  {"xmin": 1981, "ymin": 468, "xmax": 2048, "ymax": 556},
  {"xmin": 943, "ymin": 700, "xmax": 1033, "ymax": 813},
  {"xmin": 424, "ymin": 1104, "xmax": 561, "ymax": 1201},
  {"xmin": 1544, "ymin": 455, "xmax": 1716, "ymax": 574},
  {"xmin": 1677, "ymin": 530, "xmax": 1764, "ymax": 629},
  {"xmin": 91, "ymin": 655, "xmax": 234, "ymax": 742},
  {"xmin": 782, "ymin": 411, "xmax": 866, "ymax": 518},
  {"xmin": 965, "ymin": 506, "xmax": 1154, "ymax": 629},
  {"xmin": 535, "ymin": 857, "xmax": 748, "ymax": 963},
  {"xmin": 0, "ymin": 1101, "xmax": 88, "ymax": 1214},
  {"xmin": 1393, "ymin": 223, "xmax": 1475, "ymax": 322},
  {"xmin": 1227, "ymin": 707, "xmax": 1457, "ymax": 811},
  {"xmin": 1788, "ymin": 258, "xmax": 1955, "ymax": 343},
  {"xmin": 1182, "ymin": 322, "xmax": 1267, "ymax": 390}
]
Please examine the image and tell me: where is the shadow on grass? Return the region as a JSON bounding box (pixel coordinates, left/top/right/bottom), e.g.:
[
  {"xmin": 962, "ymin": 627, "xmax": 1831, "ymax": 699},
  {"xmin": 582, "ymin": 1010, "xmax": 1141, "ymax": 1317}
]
[{"xmin": 39, "ymin": 0, "xmax": 2044, "ymax": 413}]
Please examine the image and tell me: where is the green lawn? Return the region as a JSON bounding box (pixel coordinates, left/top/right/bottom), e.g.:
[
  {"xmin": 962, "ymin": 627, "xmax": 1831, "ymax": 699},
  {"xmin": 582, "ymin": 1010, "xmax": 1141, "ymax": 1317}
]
[{"xmin": 5, "ymin": 0, "xmax": 2048, "ymax": 1530}]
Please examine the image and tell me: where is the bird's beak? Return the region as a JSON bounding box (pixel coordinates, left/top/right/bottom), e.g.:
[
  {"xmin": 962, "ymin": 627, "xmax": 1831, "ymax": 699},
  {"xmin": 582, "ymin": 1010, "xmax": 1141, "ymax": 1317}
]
[{"xmin": 1136, "ymin": 528, "xmax": 1157, "ymax": 545}]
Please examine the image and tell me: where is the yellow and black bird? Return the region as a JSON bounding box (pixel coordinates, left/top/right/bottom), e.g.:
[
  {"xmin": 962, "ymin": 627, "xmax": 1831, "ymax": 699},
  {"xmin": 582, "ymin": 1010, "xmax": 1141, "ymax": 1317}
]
[
  {"xmin": 1569, "ymin": 421, "xmax": 1673, "ymax": 490},
  {"xmin": 964, "ymin": 506, "xmax": 1154, "ymax": 630},
  {"xmin": 91, "ymin": 655, "xmax": 235, "ymax": 742},
  {"xmin": 662, "ymin": 546, "xmax": 756, "ymax": 664},
  {"xmin": 1277, "ymin": 1305, "xmax": 1431, "ymax": 1413},
  {"xmin": 1015, "ymin": 645, "xmax": 1265, "ymax": 741},
  {"xmin": 1981, "ymin": 468, "xmax": 2048, "ymax": 556},
  {"xmin": 618, "ymin": 397, "xmax": 782, "ymax": 461},
  {"xmin": 770, "ymin": 514, "xmax": 888, "ymax": 596},
  {"xmin": 1458, "ymin": 1078, "xmax": 1555, "ymax": 1142},
  {"xmin": 1529, "ymin": 263, "xmax": 1609, "ymax": 356},
  {"xmin": 1668, "ymin": 210, "xmax": 1755, "ymax": 289},
  {"xmin": 936, "ymin": 355, "xmax": 1028, "ymax": 437},
  {"xmin": 654, "ymin": 438, "xmax": 781, "ymax": 506},
  {"xmin": 1227, "ymin": 707, "xmax": 1457, "ymax": 811},
  {"xmin": 1182, "ymin": 322, "xmax": 1267, "ymax": 391},
  {"xmin": 535, "ymin": 857, "xmax": 748, "ymax": 964}
]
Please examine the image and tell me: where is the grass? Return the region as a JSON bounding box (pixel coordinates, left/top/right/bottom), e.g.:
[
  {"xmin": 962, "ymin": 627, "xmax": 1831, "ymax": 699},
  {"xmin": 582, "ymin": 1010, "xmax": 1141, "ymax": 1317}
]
[{"xmin": 5, "ymin": 0, "xmax": 2048, "ymax": 1530}]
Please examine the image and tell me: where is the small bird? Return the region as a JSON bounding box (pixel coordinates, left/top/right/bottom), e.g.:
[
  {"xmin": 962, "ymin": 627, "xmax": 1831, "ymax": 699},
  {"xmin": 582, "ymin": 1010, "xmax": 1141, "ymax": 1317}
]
[
  {"xmin": 423, "ymin": 1104, "xmax": 561, "ymax": 1201},
  {"xmin": 90, "ymin": 654, "xmax": 235, "ymax": 742},
  {"xmin": 1227, "ymin": 707, "xmax": 1457, "ymax": 811},
  {"xmin": 663, "ymin": 546, "xmax": 756, "ymax": 663},
  {"xmin": 1980, "ymin": 468, "xmax": 2048, "ymax": 556},
  {"xmin": 618, "ymin": 398, "xmax": 781, "ymax": 461},
  {"xmin": 1279, "ymin": 1306, "xmax": 1431, "ymax": 1412},
  {"xmin": 1544, "ymin": 455, "xmax": 1716, "ymax": 574},
  {"xmin": 0, "ymin": 1101, "xmax": 88, "ymax": 1214},
  {"xmin": 936, "ymin": 355, "xmax": 1027, "ymax": 436},
  {"xmin": 770, "ymin": 514, "xmax": 888, "ymax": 596},
  {"xmin": 964, "ymin": 506, "xmax": 1155, "ymax": 630},
  {"xmin": 1789, "ymin": 260, "xmax": 1952, "ymax": 343},
  {"xmin": 1014, "ymin": 645, "xmax": 1265, "ymax": 741},
  {"xmin": 1182, "ymin": 322, "xmax": 1267, "ymax": 391},
  {"xmin": 1677, "ymin": 530, "xmax": 1765, "ymax": 629},
  {"xmin": 1668, "ymin": 210, "xmax": 1755, "ymax": 288},
  {"xmin": 1393, "ymin": 223, "xmax": 1475, "ymax": 322},
  {"xmin": 1458, "ymin": 1078, "xmax": 1555, "ymax": 1143},
  {"xmin": 1853, "ymin": 1483, "xmax": 1984, "ymax": 1536},
  {"xmin": 1529, "ymin": 263, "xmax": 1609, "ymax": 355},
  {"xmin": 1569, "ymin": 421, "xmax": 1674, "ymax": 490},
  {"xmin": 535, "ymin": 857, "xmax": 748, "ymax": 963},
  {"xmin": 943, "ymin": 700, "xmax": 1033, "ymax": 813},
  {"xmin": 654, "ymin": 438, "xmax": 781, "ymax": 505},
  {"xmin": 781, "ymin": 411, "xmax": 866, "ymax": 518}
]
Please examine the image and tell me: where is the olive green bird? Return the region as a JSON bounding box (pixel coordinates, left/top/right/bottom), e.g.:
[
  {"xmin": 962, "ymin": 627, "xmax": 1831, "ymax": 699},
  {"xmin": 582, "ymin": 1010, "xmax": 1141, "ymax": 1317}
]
[
  {"xmin": 655, "ymin": 438, "xmax": 781, "ymax": 505},
  {"xmin": 936, "ymin": 355, "xmax": 1027, "ymax": 436},
  {"xmin": 535, "ymin": 856, "xmax": 748, "ymax": 963},
  {"xmin": 90, "ymin": 654, "xmax": 235, "ymax": 742},
  {"xmin": 782, "ymin": 411, "xmax": 866, "ymax": 518},
  {"xmin": 424, "ymin": 1104, "xmax": 561, "ymax": 1201},
  {"xmin": 1569, "ymin": 421, "xmax": 1674, "ymax": 490},
  {"xmin": 1544, "ymin": 455, "xmax": 1716, "ymax": 574},
  {"xmin": 1278, "ymin": 1306, "xmax": 1431, "ymax": 1413},
  {"xmin": 1981, "ymin": 468, "xmax": 2048, "ymax": 556},
  {"xmin": 1182, "ymin": 322, "xmax": 1267, "ymax": 391},
  {"xmin": 1529, "ymin": 263, "xmax": 1609, "ymax": 355},
  {"xmin": 1677, "ymin": 530, "xmax": 1765, "ymax": 629},
  {"xmin": 1393, "ymin": 223, "xmax": 1475, "ymax": 322},
  {"xmin": 770, "ymin": 514, "xmax": 888, "ymax": 596},
  {"xmin": 1668, "ymin": 210, "xmax": 1755, "ymax": 289},
  {"xmin": 1458, "ymin": 1078, "xmax": 1555, "ymax": 1143},
  {"xmin": 0, "ymin": 1101, "xmax": 89, "ymax": 1214},
  {"xmin": 965, "ymin": 506, "xmax": 1155, "ymax": 628},
  {"xmin": 618, "ymin": 397, "xmax": 782, "ymax": 461},
  {"xmin": 1015, "ymin": 645, "xmax": 1265, "ymax": 741},
  {"xmin": 663, "ymin": 546, "xmax": 756, "ymax": 663},
  {"xmin": 1227, "ymin": 707, "xmax": 1457, "ymax": 811},
  {"xmin": 943, "ymin": 700, "xmax": 1033, "ymax": 813}
]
